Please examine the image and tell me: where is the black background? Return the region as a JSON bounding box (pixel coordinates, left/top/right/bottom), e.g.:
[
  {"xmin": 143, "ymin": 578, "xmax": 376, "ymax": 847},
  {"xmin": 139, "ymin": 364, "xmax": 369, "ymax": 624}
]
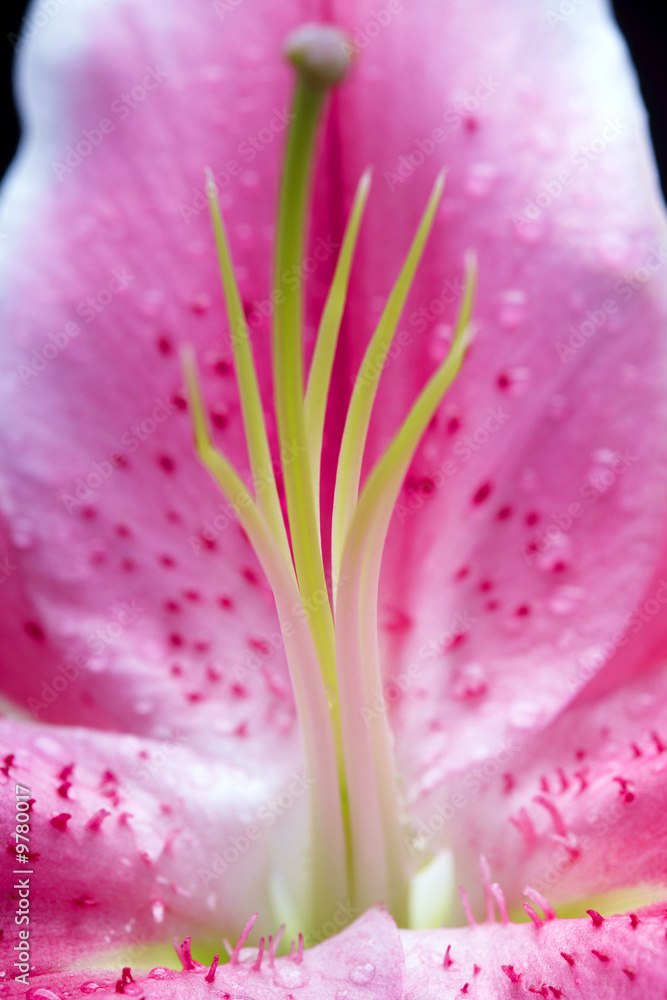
[{"xmin": 0, "ymin": 0, "xmax": 666, "ymax": 191}]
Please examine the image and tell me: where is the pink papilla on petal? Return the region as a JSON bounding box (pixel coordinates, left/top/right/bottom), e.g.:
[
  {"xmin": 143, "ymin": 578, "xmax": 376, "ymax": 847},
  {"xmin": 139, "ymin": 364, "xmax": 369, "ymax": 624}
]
[
  {"xmin": 0, "ymin": 719, "xmax": 284, "ymax": 973},
  {"xmin": 401, "ymin": 907, "xmax": 667, "ymax": 998},
  {"xmin": 3, "ymin": 907, "xmax": 404, "ymax": 998}
]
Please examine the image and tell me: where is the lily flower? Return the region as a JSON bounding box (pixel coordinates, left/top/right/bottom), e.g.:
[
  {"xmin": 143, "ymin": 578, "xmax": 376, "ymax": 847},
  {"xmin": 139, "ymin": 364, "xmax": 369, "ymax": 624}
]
[{"xmin": 1, "ymin": 0, "xmax": 667, "ymax": 995}]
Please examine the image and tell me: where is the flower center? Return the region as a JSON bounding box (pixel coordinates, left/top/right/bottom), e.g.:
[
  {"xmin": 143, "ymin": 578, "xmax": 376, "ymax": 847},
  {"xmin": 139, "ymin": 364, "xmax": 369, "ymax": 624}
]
[{"xmin": 183, "ymin": 23, "xmax": 476, "ymax": 939}]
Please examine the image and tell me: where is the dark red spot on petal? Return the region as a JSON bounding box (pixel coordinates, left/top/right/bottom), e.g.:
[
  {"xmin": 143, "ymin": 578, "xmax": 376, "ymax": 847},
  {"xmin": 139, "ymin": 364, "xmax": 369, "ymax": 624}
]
[
  {"xmin": 473, "ymin": 482, "xmax": 492, "ymax": 505},
  {"xmin": 158, "ymin": 455, "xmax": 176, "ymax": 474},
  {"xmin": 24, "ymin": 621, "xmax": 45, "ymax": 643},
  {"xmin": 211, "ymin": 406, "xmax": 229, "ymax": 430}
]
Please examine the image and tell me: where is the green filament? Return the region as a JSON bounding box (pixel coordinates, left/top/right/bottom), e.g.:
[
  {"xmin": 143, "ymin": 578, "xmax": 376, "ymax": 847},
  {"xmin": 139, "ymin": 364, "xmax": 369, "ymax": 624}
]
[{"xmin": 183, "ymin": 23, "xmax": 476, "ymax": 937}]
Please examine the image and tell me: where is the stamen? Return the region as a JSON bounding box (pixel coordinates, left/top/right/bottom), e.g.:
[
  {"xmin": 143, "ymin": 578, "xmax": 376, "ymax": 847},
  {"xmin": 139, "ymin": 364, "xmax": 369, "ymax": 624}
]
[
  {"xmin": 183, "ymin": 354, "xmax": 348, "ymax": 932},
  {"xmin": 332, "ymin": 170, "xmax": 448, "ymax": 592},
  {"xmin": 205, "ymin": 173, "xmax": 290, "ymax": 563},
  {"xmin": 184, "ymin": 20, "xmax": 477, "ymax": 938},
  {"xmin": 305, "ymin": 169, "xmax": 372, "ymax": 514},
  {"xmin": 334, "ymin": 256, "xmax": 475, "ymax": 916}
]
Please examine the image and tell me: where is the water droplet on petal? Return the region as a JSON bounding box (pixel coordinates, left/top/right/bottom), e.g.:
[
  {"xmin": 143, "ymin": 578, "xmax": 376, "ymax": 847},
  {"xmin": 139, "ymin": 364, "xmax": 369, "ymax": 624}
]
[
  {"xmin": 450, "ymin": 662, "xmax": 488, "ymax": 701},
  {"xmin": 349, "ymin": 962, "xmax": 376, "ymax": 985},
  {"xmin": 80, "ymin": 985, "xmax": 103, "ymax": 994},
  {"xmin": 151, "ymin": 899, "xmax": 165, "ymax": 923},
  {"xmin": 510, "ymin": 702, "xmax": 541, "ymax": 729},
  {"xmin": 595, "ymin": 231, "xmax": 630, "ymax": 269},
  {"xmin": 273, "ymin": 965, "xmax": 310, "ymax": 989},
  {"xmin": 429, "ymin": 323, "xmax": 453, "ymax": 362},
  {"xmin": 147, "ymin": 969, "xmax": 172, "ymax": 981},
  {"xmin": 26, "ymin": 990, "xmax": 62, "ymax": 1000},
  {"xmin": 464, "ymin": 162, "xmax": 497, "ymax": 198},
  {"xmin": 548, "ymin": 394, "xmax": 569, "ymax": 421},
  {"xmin": 497, "ymin": 289, "xmax": 527, "ymax": 329},
  {"xmin": 549, "ymin": 585, "xmax": 586, "ymax": 616}
]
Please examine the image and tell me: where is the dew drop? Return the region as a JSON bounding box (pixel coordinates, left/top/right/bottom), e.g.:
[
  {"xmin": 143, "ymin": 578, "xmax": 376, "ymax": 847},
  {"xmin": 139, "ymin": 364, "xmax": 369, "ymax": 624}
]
[
  {"xmin": 549, "ymin": 585, "xmax": 586, "ymax": 616},
  {"xmin": 151, "ymin": 898, "xmax": 165, "ymax": 923},
  {"xmin": 497, "ymin": 366, "xmax": 531, "ymax": 395},
  {"xmin": 429, "ymin": 323, "xmax": 453, "ymax": 362},
  {"xmin": 147, "ymin": 969, "xmax": 171, "ymax": 981},
  {"xmin": 273, "ymin": 965, "xmax": 310, "ymax": 988},
  {"xmin": 510, "ymin": 702, "xmax": 542, "ymax": 729},
  {"xmin": 595, "ymin": 231, "xmax": 630, "ymax": 269},
  {"xmin": 497, "ymin": 289, "xmax": 527, "ymax": 329},
  {"xmin": 349, "ymin": 962, "xmax": 376, "ymax": 985},
  {"xmin": 464, "ymin": 162, "xmax": 497, "ymax": 198},
  {"xmin": 450, "ymin": 662, "xmax": 488, "ymax": 701},
  {"xmin": 26, "ymin": 990, "xmax": 62, "ymax": 1000},
  {"xmin": 190, "ymin": 293, "xmax": 211, "ymax": 315},
  {"xmin": 79, "ymin": 985, "xmax": 103, "ymax": 994},
  {"xmin": 514, "ymin": 218, "xmax": 545, "ymax": 245}
]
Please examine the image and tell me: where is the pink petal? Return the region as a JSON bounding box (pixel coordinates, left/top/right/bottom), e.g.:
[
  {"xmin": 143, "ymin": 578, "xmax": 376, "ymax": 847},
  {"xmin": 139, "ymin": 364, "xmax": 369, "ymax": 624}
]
[
  {"xmin": 0, "ymin": 719, "xmax": 283, "ymax": 973},
  {"xmin": 439, "ymin": 660, "xmax": 667, "ymax": 915},
  {"xmin": 327, "ymin": 0, "xmax": 667, "ymax": 838},
  {"xmin": 0, "ymin": 0, "xmax": 318, "ymax": 769},
  {"xmin": 2, "ymin": 907, "xmax": 404, "ymax": 998},
  {"xmin": 401, "ymin": 908, "xmax": 667, "ymax": 997}
]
